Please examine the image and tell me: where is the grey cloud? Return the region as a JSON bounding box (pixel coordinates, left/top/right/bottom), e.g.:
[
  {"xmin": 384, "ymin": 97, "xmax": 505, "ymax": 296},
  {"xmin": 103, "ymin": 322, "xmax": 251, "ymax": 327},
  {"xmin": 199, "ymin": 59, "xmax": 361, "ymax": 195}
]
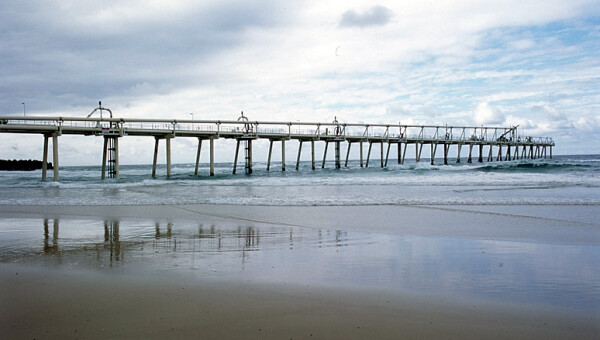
[
  {"xmin": 0, "ymin": 1, "xmax": 290, "ymax": 115},
  {"xmin": 386, "ymin": 105, "xmax": 410, "ymax": 115},
  {"xmin": 339, "ymin": 6, "xmax": 393, "ymax": 28},
  {"xmin": 545, "ymin": 93, "xmax": 568, "ymax": 103}
]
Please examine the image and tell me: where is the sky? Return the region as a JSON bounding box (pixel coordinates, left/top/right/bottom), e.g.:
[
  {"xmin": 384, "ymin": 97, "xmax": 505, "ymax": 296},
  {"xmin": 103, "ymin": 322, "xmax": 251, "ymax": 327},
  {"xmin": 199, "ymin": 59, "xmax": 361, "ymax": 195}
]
[{"xmin": 1, "ymin": 0, "xmax": 599, "ymax": 165}]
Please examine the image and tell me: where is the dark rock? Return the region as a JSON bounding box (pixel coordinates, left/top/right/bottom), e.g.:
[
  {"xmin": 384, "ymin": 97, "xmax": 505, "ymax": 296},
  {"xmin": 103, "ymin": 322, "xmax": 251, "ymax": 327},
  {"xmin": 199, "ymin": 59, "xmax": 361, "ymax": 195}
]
[{"xmin": 0, "ymin": 159, "xmax": 53, "ymax": 171}]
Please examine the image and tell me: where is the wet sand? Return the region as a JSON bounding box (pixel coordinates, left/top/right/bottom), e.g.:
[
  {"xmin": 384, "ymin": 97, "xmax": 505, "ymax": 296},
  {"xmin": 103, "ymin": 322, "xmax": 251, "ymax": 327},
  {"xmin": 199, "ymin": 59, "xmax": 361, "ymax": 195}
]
[
  {"xmin": 1, "ymin": 203, "xmax": 599, "ymax": 339},
  {"xmin": 1, "ymin": 264, "xmax": 596, "ymax": 340},
  {"xmin": 1, "ymin": 203, "xmax": 598, "ymax": 244}
]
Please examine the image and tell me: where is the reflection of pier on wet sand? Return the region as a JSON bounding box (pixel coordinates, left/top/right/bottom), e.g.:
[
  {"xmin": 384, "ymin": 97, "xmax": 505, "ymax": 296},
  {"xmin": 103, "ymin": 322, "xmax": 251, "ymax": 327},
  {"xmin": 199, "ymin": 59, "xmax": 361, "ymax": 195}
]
[
  {"xmin": 36, "ymin": 218, "xmax": 331, "ymax": 268},
  {"xmin": 43, "ymin": 218, "xmax": 126, "ymax": 266}
]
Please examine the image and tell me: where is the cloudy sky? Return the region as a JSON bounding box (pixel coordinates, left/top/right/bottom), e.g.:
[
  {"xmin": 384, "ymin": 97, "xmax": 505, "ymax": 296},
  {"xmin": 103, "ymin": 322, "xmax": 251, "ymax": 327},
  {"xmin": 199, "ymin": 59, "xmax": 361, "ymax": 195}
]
[{"xmin": 1, "ymin": 1, "xmax": 599, "ymax": 165}]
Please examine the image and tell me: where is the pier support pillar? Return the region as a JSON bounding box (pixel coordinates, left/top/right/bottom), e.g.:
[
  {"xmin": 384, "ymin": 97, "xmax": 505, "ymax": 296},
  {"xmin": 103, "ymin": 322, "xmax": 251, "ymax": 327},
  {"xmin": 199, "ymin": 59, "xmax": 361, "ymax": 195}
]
[
  {"xmin": 397, "ymin": 142, "xmax": 402, "ymax": 164},
  {"xmin": 496, "ymin": 144, "xmax": 502, "ymax": 162},
  {"xmin": 322, "ymin": 141, "xmax": 329, "ymax": 168},
  {"xmin": 529, "ymin": 145, "xmax": 534, "ymax": 159},
  {"xmin": 550, "ymin": 146, "xmax": 552, "ymax": 159},
  {"xmin": 209, "ymin": 138, "xmax": 215, "ymax": 176},
  {"xmin": 478, "ymin": 144, "xmax": 483, "ymax": 163},
  {"xmin": 487, "ymin": 145, "xmax": 493, "ymax": 162},
  {"xmin": 384, "ymin": 142, "xmax": 391, "ymax": 167},
  {"xmin": 359, "ymin": 142, "xmax": 364, "ymax": 167},
  {"xmin": 366, "ymin": 142, "xmax": 372, "ymax": 167},
  {"xmin": 101, "ymin": 136, "xmax": 119, "ymax": 179},
  {"xmin": 311, "ymin": 140, "xmax": 315, "ymax": 170},
  {"xmin": 195, "ymin": 139, "xmax": 202, "ymax": 175},
  {"xmin": 443, "ymin": 144, "xmax": 448, "ymax": 165},
  {"xmin": 543, "ymin": 146, "xmax": 547, "ymax": 159},
  {"xmin": 415, "ymin": 143, "xmax": 420, "ymax": 162},
  {"xmin": 401, "ymin": 143, "xmax": 407, "ymax": 164},
  {"xmin": 335, "ymin": 140, "xmax": 341, "ymax": 169},
  {"xmin": 430, "ymin": 143, "xmax": 437, "ymax": 165},
  {"xmin": 52, "ymin": 133, "xmax": 59, "ymax": 182},
  {"xmin": 115, "ymin": 137, "xmax": 120, "ymax": 178},
  {"xmin": 296, "ymin": 140, "xmax": 303, "ymax": 171},
  {"xmin": 150, "ymin": 136, "xmax": 172, "ymax": 178},
  {"xmin": 380, "ymin": 141, "xmax": 384, "ymax": 168},
  {"xmin": 152, "ymin": 137, "xmax": 159, "ymax": 178},
  {"xmin": 166, "ymin": 137, "xmax": 172, "ymax": 178},
  {"xmin": 281, "ymin": 140, "xmax": 286, "ymax": 171},
  {"xmin": 467, "ymin": 144, "xmax": 473, "ymax": 163},
  {"xmin": 505, "ymin": 145, "xmax": 511, "ymax": 161},
  {"xmin": 267, "ymin": 140, "xmax": 273, "ymax": 171},
  {"xmin": 42, "ymin": 134, "xmax": 49, "ymax": 182},
  {"xmin": 233, "ymin": 140, "xmax": 241, "ymax": 174},
  {"xmin": 113, "ymin": 137, "xmax": 120, "ymax": 178},
  {"xmin": 233, "ymin": 139, "xmax": 253, "ymax": 174},
  {"xmin": 456, "ymin": 144, "xmax": 462, "ymax": 163},
  {"xmin": 102, "ymin": 138, "xmax": 108, "ymax": 179},
  {"xmin": 345, "ymin": 142, "xmax": 352, "ymax": 167},
  {"xmin": 246, "ymin": 140, "xmax": 253, "ymax": 174}
]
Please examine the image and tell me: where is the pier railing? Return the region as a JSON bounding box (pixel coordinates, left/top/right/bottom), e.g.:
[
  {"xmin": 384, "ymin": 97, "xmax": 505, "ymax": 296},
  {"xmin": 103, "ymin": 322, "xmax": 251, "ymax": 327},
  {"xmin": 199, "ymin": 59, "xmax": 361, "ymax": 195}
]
[{"xmin": 0, "ymin": 116, "xmax": 554, "ymax": 145}]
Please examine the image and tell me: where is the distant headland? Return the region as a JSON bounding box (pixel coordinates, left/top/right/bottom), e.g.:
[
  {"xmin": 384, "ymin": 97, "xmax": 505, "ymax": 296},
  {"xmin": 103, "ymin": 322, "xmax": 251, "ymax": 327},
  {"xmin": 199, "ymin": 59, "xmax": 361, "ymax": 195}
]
[{"xmin": 0, "ymin": 159, "xmax": 53, "ymax": 171}]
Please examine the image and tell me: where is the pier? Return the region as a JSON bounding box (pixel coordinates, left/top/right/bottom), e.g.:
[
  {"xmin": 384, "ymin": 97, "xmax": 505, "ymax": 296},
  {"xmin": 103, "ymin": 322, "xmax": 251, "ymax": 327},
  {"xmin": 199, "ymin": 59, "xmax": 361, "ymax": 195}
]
[{"xmin": 0, "ymin": 110, "xmax": 554, "ymax": 181}]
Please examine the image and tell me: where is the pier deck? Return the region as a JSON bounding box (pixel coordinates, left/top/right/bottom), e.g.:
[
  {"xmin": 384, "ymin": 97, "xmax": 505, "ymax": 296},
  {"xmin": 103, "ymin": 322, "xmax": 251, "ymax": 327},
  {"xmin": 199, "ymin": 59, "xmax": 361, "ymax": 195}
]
[{"xmin": 0, "ymin": 116, "xmax": 554, "ymax": 181}]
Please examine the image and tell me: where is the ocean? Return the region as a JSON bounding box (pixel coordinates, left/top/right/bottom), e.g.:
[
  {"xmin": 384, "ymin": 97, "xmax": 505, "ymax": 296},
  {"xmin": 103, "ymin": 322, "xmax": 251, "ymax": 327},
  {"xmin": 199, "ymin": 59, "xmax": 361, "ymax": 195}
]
[{"xmin": 0, "ymin": 154, "xmax": 598, "ymax": 207}]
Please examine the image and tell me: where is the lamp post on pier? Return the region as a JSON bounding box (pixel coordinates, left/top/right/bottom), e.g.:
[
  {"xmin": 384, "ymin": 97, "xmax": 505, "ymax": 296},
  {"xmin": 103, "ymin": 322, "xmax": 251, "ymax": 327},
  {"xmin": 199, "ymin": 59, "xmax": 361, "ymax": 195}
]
[{"xmin": 21, "ymin": 102, "xmax": 25, "ymax": 116}]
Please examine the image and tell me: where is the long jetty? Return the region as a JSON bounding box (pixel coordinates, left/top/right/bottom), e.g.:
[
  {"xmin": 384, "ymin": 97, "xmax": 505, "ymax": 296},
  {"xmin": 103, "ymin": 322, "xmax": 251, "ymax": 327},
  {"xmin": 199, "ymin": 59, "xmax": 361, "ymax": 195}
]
[{"xmin": 0, "ymin": 112, "xmax": 554, "ymax": 181}]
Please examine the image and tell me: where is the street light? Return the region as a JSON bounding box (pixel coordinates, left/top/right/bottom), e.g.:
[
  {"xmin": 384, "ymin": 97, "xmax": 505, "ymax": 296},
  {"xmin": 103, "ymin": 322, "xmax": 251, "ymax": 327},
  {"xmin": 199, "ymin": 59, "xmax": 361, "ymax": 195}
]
[
  {"xmin": 189, "ymin": 113, "xmax": 194, "ymax": 130},
  {"xmin": 21, "ymin": 102, "xmax": 25, "ymax": 116}
]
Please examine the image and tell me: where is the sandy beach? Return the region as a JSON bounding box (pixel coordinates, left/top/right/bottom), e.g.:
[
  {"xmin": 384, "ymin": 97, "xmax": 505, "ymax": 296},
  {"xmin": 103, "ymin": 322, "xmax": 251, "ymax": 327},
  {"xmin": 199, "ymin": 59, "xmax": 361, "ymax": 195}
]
[{"xmin": 1, "ymin": 203, "xmax": 599, "ymax": 339}]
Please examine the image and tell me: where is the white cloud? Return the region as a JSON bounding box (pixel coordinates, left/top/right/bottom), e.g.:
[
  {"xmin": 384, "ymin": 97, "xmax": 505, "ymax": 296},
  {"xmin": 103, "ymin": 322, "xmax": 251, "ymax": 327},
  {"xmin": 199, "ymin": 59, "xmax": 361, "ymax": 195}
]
[
  {"xmin": 530, "ymin": 105, "xmax": 563, "ymax": 121},
  {"xmin": 573, "ymin": 116, "xmax": 600, "ymax": 131},
  {"xmin": 509, "ymin": 39, "xmax": 536, "ymax": 50},
  {"xmin": 474, "ymin": 103, "xmax": 504, "ymax": 125}
]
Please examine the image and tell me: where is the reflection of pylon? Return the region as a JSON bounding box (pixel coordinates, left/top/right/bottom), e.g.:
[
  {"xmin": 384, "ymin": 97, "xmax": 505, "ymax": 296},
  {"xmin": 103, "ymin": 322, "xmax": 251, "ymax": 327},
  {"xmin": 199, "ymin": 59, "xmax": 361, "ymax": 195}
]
[{"xmin": 104, "ymin": 220, "xmax": 121, "ymax": 265}]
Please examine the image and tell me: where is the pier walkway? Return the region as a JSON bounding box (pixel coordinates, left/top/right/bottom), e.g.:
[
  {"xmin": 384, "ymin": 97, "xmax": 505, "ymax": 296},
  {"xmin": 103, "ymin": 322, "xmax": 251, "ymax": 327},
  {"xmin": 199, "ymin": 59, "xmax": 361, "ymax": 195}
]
[{"xmin": 1, "ymin": 113, "xmax": 554, "ymax": 181}]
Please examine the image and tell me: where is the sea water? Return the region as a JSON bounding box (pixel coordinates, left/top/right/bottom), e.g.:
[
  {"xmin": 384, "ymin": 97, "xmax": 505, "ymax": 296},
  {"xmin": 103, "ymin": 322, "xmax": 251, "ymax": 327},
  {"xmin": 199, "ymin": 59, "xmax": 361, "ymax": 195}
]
[{"xmin": 0, "ymin": 154, "xmax": 598, "ymax": 206}]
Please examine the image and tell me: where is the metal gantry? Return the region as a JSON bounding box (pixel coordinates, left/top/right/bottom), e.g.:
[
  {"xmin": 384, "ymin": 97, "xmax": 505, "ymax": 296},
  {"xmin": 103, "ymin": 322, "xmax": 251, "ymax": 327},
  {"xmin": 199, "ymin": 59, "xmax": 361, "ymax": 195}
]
[{"xmin": 0, "ymin": 113, "xmax": 555, "ymax": 181}]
